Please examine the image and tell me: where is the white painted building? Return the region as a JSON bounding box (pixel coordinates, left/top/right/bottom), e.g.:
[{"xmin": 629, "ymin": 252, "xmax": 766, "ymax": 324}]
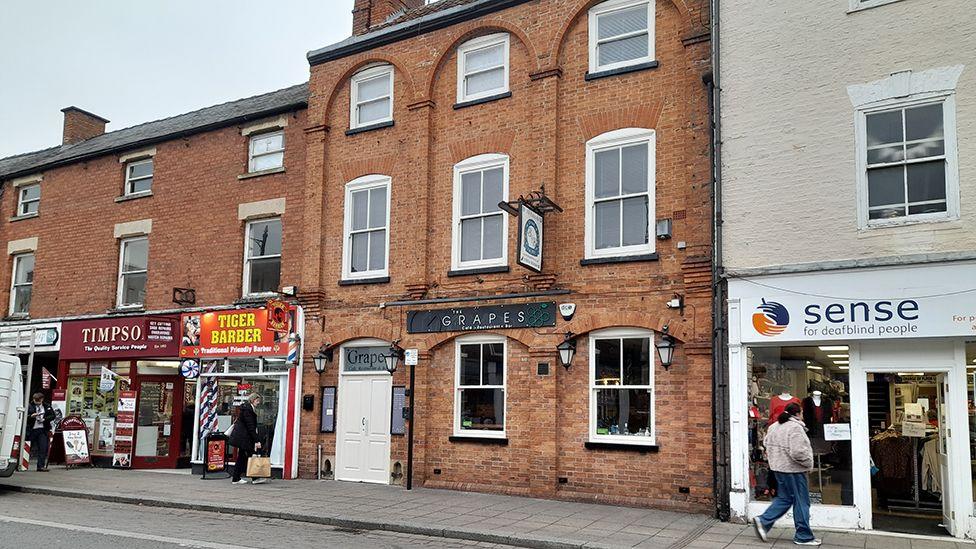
[{"xmin": 717, "ymin": 0, "xmax": 976, "ymax": 539}]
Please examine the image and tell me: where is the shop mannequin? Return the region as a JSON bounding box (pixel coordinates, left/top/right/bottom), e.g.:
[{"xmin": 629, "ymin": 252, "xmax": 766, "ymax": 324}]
[
  {"xmin": 768, "ymin": 392, "xmax": 802, "ymax": 425},
  {"xmin": 803, "ymin": 390, "xmax": 834, "ymax": 453}
]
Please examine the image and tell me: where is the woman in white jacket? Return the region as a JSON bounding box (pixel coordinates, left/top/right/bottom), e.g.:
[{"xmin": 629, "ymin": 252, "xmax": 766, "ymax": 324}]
[{"xmin": 754, "ymin": 402, "xmax": 821, "ymax": 546}]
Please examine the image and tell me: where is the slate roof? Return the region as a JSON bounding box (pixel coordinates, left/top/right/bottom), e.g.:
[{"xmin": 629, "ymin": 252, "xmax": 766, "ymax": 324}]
[
  {"xmin": 308, "ymin": 0, "xmax": 533, "ymax": 65},
  {"xmin": 0, "ymin": 82, "xmax": 308, "ymax": 181}
]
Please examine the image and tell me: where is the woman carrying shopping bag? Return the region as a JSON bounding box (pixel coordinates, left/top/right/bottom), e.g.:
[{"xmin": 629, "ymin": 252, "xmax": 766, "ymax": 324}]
[
  {"xmin": 229, "ymin": 393, "xmax": 265, "ymax": 485},
  {"xmin": 753, "ymin": 402, "xmax": 821, "ymax": 546}
]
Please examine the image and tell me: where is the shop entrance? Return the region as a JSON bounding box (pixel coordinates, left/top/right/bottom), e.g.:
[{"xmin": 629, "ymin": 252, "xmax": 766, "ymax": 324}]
[
  {"xmin": 864, "ymin": 371, "xmax": 953, "ymax": 537},
  {"xmin": 132, "ymin": 376, "xmax": 184, "ymax": 469},
  {"xmin": 335, "ymin": 340, "xmax": 393, "ymax": 484}
]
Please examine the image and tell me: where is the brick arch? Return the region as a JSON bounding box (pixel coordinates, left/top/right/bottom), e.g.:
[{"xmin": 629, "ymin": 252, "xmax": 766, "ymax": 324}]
[
  {"xmin": 421, "ymin": 18, "xmax": 540, "ymax": 100},
  {"xmin": 323, "ymin": 323, "xmax": 398, "ymax": 350},
  {"xmin": 447, "ymin": 131, "xmax": 516, "ymax": 165},
  {"xmin": 411, "ymin": 328, "xmax": 546, "ymax": 354},
  {"xmin": 576, "ymin": 106, "xmax": 663, "ymax": 141},
  {"xmin": 560, "ymin": 312, "xmax": 690, "ymax": 342},
  {"xmin": 321, "ymin": 54, "xmax": 419, "ymax": 124},
  {"xmin": 546, "ymin": 0, "xmax": 690, "ymax": 73},
  {"xmin": 337, "ymin": 155, "xmax": 397, "ymax": 183}
]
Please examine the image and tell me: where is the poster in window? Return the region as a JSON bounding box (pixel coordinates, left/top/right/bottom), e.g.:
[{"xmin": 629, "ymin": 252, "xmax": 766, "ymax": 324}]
[
  {"xmin": 517, "ymin": 202, "xmax": 543, "ymax": 273},
  {"xmin": 391, "ymin": 386, "xmax": 406, "ymax": 435},
  {"xmin": 320, "ymin": 387, "xmax": 336, "ymax": 433}
]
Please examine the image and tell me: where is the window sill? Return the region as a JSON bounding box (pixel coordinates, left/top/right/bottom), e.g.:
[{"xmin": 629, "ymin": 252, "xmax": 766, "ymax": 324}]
[
  {"xmin": 862, "ymin": 213, "xmax": 958, "ymax": 231},
  {"xmin": 580, "ymin": 253, "xmax": 658, "ymax": 266},
  {"xmin": 585, "ymin": 441, "xmax": 659, "ymax": 453},
  {"xmin": 453, "ymin": 91, "xmax": 512, "ymax": 110},
  {"xmin": 345, "ymin": 120, "xmax": 394, "ymax": 136},
  {"xmin": 115, "ymin": 191, "xmax": 153, "ymax": 203},
  {"xmin": 3, "ymin": 314, "xmax": 29, "ymax": 322},
  {"xmin": 447, "ymin": 265, "xmax": 510, "ymax": 277},
  {"xmin": 238, "ymin": 167, "xmax": 285, "ymax": 180},
  {"xmin": 109, "ymin": 306, "xmax": 145, "ymax": 314},
  {"xmin": 235, "ymin": 293, "xmax": 280, "ymax": 305},
  {"xmin": 339, "ymin": 276, "xmax": 390, "ymax": 286},
  {"xmin": 585, "ymin": 61, "xmax": 659, "ymax": 82},
  {"xmin": 449, "ymin": 435, "xmax": 508, "ymax": 445},
  {"xmin": 10, "ymin": 213, "xmax": 39, "ymax": 222}
]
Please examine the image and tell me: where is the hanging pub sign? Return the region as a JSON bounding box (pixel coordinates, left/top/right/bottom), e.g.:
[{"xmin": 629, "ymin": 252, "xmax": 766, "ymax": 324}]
[
  {"xmin": 179, "ymin": 307, "xmax": 291, "ymax": 359},
  {"xmin": 407, "ymin": 302, "xmax": 556, "ymax": 333},
  {"xmin": 265, "ymin": 299, "xmax": 291, "ymax": 333},
  {"xmin": 60, "ymin": 316, "xmax": 178, "ymax": 360},
  {"xmin": 517, "ymin": 202, "xmax": 543, "ymax": 273}
]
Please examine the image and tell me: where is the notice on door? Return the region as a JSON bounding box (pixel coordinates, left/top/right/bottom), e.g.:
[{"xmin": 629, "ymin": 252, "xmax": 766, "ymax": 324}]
[{"xmin": 823, "ymin": 423, "xmax": 851, "ymax": 441}]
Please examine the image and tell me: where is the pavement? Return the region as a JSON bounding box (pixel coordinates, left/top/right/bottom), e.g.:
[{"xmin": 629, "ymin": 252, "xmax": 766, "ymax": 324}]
[{"xmin": 0, "ymin": 468, "xmax": 971, "ymax": 549}]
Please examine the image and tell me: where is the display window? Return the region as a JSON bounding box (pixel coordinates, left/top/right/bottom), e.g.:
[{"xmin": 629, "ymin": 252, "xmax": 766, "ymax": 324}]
[
  {"xmin": 589, "ymin": 328, "xmax": 655, "ymax": 444},
  {"xmin": 454, "ymin": 336, "xmax": 506, "ymax": 436},
  {"xmin": 747, "ymin": 346, "xmax": 852, "ymax": 506},
  {"xmin": 66, "ymin": 361, "xmax": 131, "ymax": 457}
]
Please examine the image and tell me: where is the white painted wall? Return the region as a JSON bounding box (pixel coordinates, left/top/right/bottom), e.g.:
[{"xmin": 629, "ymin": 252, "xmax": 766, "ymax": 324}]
[{"xmin": 719, "ymin": 0, "xmax": 975, "ymax": 271}]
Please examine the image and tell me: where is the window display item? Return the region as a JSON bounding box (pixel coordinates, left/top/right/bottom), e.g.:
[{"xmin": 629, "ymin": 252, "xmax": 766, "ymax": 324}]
[{"xmin": 769, "ymin": 393, "xmax": 802, "ymax": 426}]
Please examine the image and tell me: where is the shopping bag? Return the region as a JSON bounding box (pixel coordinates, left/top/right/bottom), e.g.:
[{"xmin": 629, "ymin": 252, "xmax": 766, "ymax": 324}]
[{"xmin": 246, "ymin": 455, "xmax": 272, "ymax": 478}]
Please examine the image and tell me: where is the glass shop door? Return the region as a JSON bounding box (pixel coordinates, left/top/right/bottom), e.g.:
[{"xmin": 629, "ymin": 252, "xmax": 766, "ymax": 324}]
[{"xmin": 132, "ymin": 377, "xmax": 183, "ymax": 469}]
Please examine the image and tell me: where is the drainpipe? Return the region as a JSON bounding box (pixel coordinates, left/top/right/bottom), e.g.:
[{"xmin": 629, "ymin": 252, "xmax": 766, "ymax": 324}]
[
  {"xmin": 708, "ymin": 0, "xmax": 731, "ymax": 522},
  {"xmin": 406, "ymin": 360, "xmax": 416, "ymax": 490}
]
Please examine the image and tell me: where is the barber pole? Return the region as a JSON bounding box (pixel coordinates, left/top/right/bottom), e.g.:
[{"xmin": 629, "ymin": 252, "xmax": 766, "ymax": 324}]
[{"xmin": 287, "ymin": 334, "xmax": 300, "ymax": 365}]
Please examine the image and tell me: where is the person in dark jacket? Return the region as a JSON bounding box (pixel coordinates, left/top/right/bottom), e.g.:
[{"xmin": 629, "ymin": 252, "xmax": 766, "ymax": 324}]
[
  {"xmin": 230, "ymin": 393, "xmax": 263, "ymax": 484},
  {"xmin": 27, "ymin": 392, "xmax": 55, "ymax": 472}
]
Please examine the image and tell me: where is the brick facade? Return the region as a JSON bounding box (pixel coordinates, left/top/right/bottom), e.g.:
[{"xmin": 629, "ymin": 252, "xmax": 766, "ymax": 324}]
[
  {"xmin": 298, "ymin": 0, "xmax": 714, "ymax": 512},
  {"xmin": 0, "ymin": 110, "xmax": 307, "ymax": 317}
]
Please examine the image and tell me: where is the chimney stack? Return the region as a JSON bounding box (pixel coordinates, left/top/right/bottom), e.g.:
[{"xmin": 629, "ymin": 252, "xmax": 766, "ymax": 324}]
[
  {"xmin": 352, "ymin": 0, "xmax": 425, "ymax": 35},
  {"xmin": 61, "ymin": 106, "xmax": 109, "ymax": 145}
]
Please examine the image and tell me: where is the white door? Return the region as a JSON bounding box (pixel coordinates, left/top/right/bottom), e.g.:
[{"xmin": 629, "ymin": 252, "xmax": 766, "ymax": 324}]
[
  {"xmin": 938, "ymin": 374, "xmax": 955, "ymax": 536},
  {"xmin": 336, "ymin": 374, "xmax": 391, "ymax": 483}
]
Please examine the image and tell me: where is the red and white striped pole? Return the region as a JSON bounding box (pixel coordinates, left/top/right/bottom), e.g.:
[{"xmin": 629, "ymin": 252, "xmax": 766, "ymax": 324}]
[{"xmin": 20, "ymin": 440, "xmax": 30, "ymax": 470}]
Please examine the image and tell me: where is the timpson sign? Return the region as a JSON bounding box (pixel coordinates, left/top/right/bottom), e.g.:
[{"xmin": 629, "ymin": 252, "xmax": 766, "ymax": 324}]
[{"xmin": 60, "ymin": 316, "xmax": 179, "ymax": 360}]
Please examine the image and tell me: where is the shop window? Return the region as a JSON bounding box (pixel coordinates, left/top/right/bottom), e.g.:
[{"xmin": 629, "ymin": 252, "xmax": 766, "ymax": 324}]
[
  {"xmin": 589, "ymin": 328, "xmax": 654, "ymax": 444},
  {"xmin": 117, "ymin": 236, "xmax": 148, "ymax": 308},
  {"xmin": 454, "ymin": 335, "xmax": 505, "ymax": 437},
  {"xmin": 968, "ymin": 342, "xmax": 976, "ymax": 510},
  {"xmin": 588, "ymin": 0, "xmax": 654, "ymax": 74},
  {"xmin": 9, "ymin": 252, "xmax": 34, "ymax": 317},
  {"xmin": 136, "ymin": 360, "xmax": 180, "ymax": 375},
  {"xmin": 66, "ymin": 361, "xmax": 131, "ymax": 458},
  {"xmin": 248, "ymin": 130, "xmax": 284, "ymax": 173},
  {"xmin": 452, "ymin": 155, "xmax": 508, "ymax": 271},
  {"xmin": 243, "ymin": 218, "xmax": 282, "ymax": 296},
  {"xmin": 195, "ymin": 372, "xmax": 286, "ymax": 466},
  {"xmin": 350, "ymin": 64, "xmax": 393, "ymax": 129},
  {"xmin": 585, "ymin": 128, "xmax": 655, "ymax": 259},
  {"xmin": 124, "ymin": 158, "xmax": 154, "ymax": 195},
  {"xmin": 342, "ymin": 175, "xmax": 390, "ymax": 280},
  {"xmin": 747, "ymin": 346, "xmax": 853, "ymax": 506},
  {"xmin": 456, "ymin": 33, "xmax": 509, "ymax": 103},
  {"xmin": 861, "ymin": 100, "xmax": 956, "ymax": 223}
]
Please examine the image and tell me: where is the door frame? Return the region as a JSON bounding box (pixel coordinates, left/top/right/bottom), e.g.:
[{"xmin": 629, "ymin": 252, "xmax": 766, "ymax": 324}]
[
  {"xmin": 848, "ymin": 339, "xmax": 972, "ymax": 538},
  {"xmin": 335, "ymin": 339, "xmax": 392, "ymax": 484},
  {"xmin": 131, "ymin": 375, "xmax": 183, "ymax": 469}
]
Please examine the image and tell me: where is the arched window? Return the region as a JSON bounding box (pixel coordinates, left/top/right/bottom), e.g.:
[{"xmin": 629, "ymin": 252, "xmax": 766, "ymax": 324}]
[
  {"xmin": 451, "ymin": 154, "xmax": 509, "ymax": 272},
  {"xmin": 584, "ymin": 128, "xmax": 655, "ymax": 260},
  {"xmin": 456, "ymin": 33, "xmax": 510, "ymax": 104},
  {"xmin": 349, "ymin": 64, "xmax": 394, "ymax": 130},
  {"xmin": 588, "ymin": 0, "xmax": 655, "ymax": 74}
]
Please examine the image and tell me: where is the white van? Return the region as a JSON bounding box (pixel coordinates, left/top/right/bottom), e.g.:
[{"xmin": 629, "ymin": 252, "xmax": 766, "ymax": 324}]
[{"xmin": 0, "ymin": 352, "xmax": 24, "ymax": 477}]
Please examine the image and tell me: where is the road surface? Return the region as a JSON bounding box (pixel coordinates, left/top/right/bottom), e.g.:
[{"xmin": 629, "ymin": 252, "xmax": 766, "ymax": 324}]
[{"xmin": 0, "ymin": 491, "xmax": 513, "ymax": 548}]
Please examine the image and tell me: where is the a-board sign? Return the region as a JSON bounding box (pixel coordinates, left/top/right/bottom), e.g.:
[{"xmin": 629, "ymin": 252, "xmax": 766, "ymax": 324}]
[{"xmin": 60, "ymin": 416, "xmax": 91, "ymax": 466}]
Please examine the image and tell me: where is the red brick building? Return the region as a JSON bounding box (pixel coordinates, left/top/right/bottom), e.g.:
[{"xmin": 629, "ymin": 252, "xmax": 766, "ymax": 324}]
[
  {"xmin": 297, "ymin": 0, "xmax": 713, "ymax": 511},
  {"xmin": 0, "ymin": 86, "xmax": 311, "ymax": 475}
]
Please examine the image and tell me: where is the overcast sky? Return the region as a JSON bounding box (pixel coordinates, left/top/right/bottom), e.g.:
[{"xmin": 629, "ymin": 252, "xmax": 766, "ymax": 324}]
[{"xmin": 0, "ymin": 0, "xmax": 353, "ymax": 158}]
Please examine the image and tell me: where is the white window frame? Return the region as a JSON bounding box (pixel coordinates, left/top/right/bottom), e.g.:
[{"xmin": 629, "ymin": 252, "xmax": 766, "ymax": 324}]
[
  {"xmin": 456, "ymin": 33, "xmax": 510, "ymax": 103},
  {"xmin": 588, "ymin": 327, "xmax": 656, "ymax": 446},
  {"xmin": 451, "ymin": 154, "xmax": 510, "ymax": 271},
  {"xmin": 17, "ymin": 183, "xmax": 40, "ymax": 217},
  {"xmin": 584, "ymin": 128, "xmax": 656, "ymax": 259},
  {"xmin": 124, "ymin": 158, "xmax": 154, "ymax": 196},
  {"xmin": 116, "ymin": 236, "xmax": 148, "ymax": 309},
  {"xmin": 854, "ymin": 93, "xmax": 959, "ymax": 229},
  {"xmin": 8, "ymin": 252, "xmax": 34, "ymax": 317},
  {"xmin": 242, "ymin": 217, "xmax": 282, "ymax": 298},
  {"xmin": 588, "ymin": 0, "xmax": 655, "ymax": 74},
  {"xmin": 341, "ymin": 175, "xmax": 391, "ymax": 280},
  {"xmin": 453, "ymin": 334, "xmax": 507, "ymax": 439},
  {"xmin": 248, "ymin": 130, "xmax": 285, "ymax": 173},
  {"xmin": 350, "ymin": 64, "xmax": 394, "ymax": 130}
]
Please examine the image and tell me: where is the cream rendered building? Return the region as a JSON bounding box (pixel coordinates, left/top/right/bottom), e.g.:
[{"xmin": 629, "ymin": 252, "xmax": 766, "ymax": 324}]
[{"xmin": 717, "ymin": 0, "xmax": 976, "ymax": 539}]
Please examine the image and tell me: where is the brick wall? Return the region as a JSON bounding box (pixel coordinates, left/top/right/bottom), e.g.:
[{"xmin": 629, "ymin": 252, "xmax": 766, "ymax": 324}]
[
  {"xmin": 298, "ymin": 0, "xmax": 714, "ymax": 512},
  {"xmin": 0, "ymin": 110, "xmax": 307, "ymax": 317}
]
